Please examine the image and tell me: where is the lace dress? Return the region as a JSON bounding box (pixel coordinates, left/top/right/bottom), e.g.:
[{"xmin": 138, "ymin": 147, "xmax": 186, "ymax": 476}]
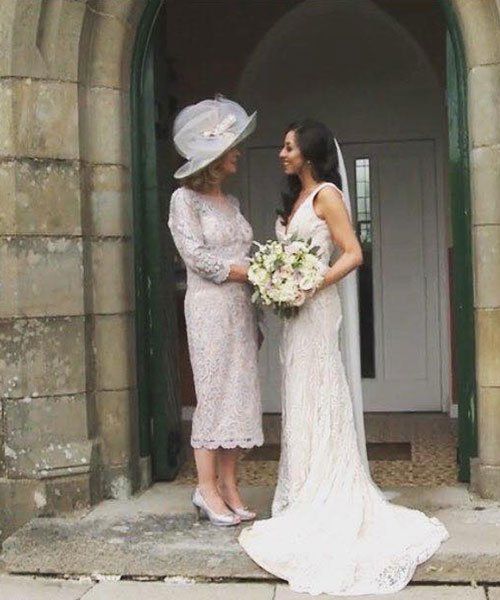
[
  {"xmin": 168, "ymin": 186, "xmax": 263, "ymax": 449},
  {"xmin": 238, "ymin": 183, "xmax": 449, "ymax": 595}
]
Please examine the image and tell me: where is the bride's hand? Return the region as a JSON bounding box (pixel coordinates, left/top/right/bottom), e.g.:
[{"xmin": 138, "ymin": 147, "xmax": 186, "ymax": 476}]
[
  {"xmin": 316, "ymin": 276, "xmax": 328, "ymax": 292},
  {"xmin": 228, "ymin": 264, "xmax": 249, "ymax": 283},
  {"xmin": 315, "ymin": 266, "xmax": 331, "ymax": 292}
]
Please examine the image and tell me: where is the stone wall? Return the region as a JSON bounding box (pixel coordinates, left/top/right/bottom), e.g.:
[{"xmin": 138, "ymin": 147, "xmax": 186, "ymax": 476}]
[
  {"xmin": 452, "ymin": 0, "xmax": 500, "ymax": 499},
  {"xmin": 0, "ymin": 0, "xmax": 145, "ymax": 542},
  {"xmin": 0, "ymin": 0, "xmax": 499, "ymax": 543}
]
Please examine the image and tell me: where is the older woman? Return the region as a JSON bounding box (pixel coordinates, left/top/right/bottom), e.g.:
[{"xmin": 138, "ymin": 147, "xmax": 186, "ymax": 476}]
[{"xmin": 168, "ymin": 97, "xmax": 263, "ymax": 527}]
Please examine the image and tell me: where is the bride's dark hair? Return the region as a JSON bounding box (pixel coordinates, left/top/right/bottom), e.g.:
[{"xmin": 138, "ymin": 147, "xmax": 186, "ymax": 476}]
[{"xmin": 281, "ymin": 119, "xmax": 342, "ymax": 221}]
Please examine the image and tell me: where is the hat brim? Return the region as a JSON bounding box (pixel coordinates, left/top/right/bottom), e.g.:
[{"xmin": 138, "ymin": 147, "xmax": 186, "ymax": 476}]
[{"xmin": 173, "ymin": 111, "xmax": 257, "ymax": 180}]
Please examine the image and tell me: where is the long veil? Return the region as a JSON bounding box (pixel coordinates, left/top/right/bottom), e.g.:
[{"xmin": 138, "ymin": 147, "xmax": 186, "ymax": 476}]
[{"xmin": 334, "ymin": 139, "xmax": 370, "ymax": 474}]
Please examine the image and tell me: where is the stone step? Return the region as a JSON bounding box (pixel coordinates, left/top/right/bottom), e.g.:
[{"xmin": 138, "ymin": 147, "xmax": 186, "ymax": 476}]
[{"xmin": 1, "ymin": 484, "xmax": 499, "ymax": 583}]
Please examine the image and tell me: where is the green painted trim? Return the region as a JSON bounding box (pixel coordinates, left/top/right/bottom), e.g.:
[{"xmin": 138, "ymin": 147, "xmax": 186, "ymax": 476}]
[
  {"xmin": 438, "ymin": 0, "xmax": 477, "ymax": 481},
  {"xmin": 130, "ymin": 0, "xmax": 165, "ymax": 458}
]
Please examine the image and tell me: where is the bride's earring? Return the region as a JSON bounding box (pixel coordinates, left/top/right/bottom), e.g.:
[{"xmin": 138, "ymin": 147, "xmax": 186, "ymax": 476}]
[{"xmin": 307, "ymin": 160, "xmax": 316, "ymax": 179}]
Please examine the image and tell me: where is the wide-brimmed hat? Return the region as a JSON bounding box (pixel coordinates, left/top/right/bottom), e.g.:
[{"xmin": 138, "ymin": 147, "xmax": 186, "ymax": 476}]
[{"xmin": 173, "ymin": 95, "xmax": 256, "ymax": 179}]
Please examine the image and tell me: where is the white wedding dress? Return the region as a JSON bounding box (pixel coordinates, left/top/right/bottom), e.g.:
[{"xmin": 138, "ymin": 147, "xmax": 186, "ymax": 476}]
[{"xmin": 238, "ymin": 182, "xmax": 449, "ymax": 596}]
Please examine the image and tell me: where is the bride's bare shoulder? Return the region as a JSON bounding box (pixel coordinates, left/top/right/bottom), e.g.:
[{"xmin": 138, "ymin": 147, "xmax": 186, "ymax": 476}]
[{"xmin": 314, "ymin": 184, "xmax": 345, "ymax": 218}]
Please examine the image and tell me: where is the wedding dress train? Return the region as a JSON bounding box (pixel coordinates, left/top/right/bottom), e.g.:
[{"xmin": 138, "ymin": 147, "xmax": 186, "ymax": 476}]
[{"xmin": 238, "ymin": 182, "xmax": 449, "ymax": 596}]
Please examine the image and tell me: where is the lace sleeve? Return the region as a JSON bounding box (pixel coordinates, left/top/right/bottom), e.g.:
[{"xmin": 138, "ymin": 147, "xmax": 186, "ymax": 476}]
[{"xmin": 168, "ymin": 189, "xmax": 231, "ymax": 284}]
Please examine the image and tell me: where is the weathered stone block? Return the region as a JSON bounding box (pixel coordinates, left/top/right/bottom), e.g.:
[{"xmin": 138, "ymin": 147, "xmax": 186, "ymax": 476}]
[
  {"xmin": 0, "ymin": 477, "xmax": 45, "ymax": 542},
  {"xmin": 0, "ymin": 159, "xmax": 81, "ymax": 235},
  {"xmin": 478, "ymin": 386, "xmax": 500, "ymax": 466},
  {"xmin": 0, "ymin": 79, "xmax": 15, "ymax": 156},
  {"xmin": 0, "ymin": 316, "xmax": 86, "ymax": 399},
  {"xmin": 3, "ymin": 395, "xmax": 89, "ymax": 478},
  {"xmin": 455, "ymin": 0, "xmax": 500, "ymax": 67},
  {"xmin": 471, "ymin": 461, "xmax": 500, "ymax": 501},
  {"xmin": 90, "ymin": 0, "xmax": 139, "ymax": 23},
  {"xmin": 469, "ymin": 64, "xmax": 500, "ymax": 147},
  {"xmin": 83, "ymin": 11, "xmax": 132, "ymax": 89},
  {"xmin": 2, "ymin": 78, "xmax": 79, "ymax": 159},
  {"xmin": 90, "ymin": 239, "xmax": 134, "ymax": 314},
  {"xmin": 4, "ymin": 394, "xmax": 87, "ymax": 445},
  {"xmin": 5, "ymin": 438, "xmax": 95, "ymax": 481},
  {"xmin": 44, "ymin": 472, "xmax": 99, "ymax": 515},
  {"xmin": 471, "ymin": 145, "xmax": 500, "ymax": 225},
  {"xmin": 0, "ymin": 0, "xmax": 15, "ymax": 76},
  {"xmin": 473, "ymin": 225, "xmax": 500, "ymax": 308},
  {"xmin": 101, "ymin": 463, "xmax": 133, "ymax": 499},
  {"xmin": 96, "ymin": 390, "xmax": 132, "ymax": 465},
  {"xmin": 8, "ymin": 0, "xmax": 85, "ymax": 81},
  {"xmin": 93, "ymin": 313, "xmax": 136, "ymax": 390},
  {"xmin": 81, "ymin": 87, "xmax": 130, "ymax": 166},
  {"xmin": 476, "ymin": 307, "xmax": 500, "ymax": 387},
  {"xmin": 85, "ymin": 165, "xmax": 132, "ymax": 236},
  {"xmin": 0, "ymin": 237, "xmax": 84, "ymax": 318}
]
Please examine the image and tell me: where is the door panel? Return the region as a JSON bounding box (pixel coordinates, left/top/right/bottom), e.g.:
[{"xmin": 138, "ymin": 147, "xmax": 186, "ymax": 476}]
[{"xmin": 344, "ymin": 141, "xmax": 441, "ymax": 411}]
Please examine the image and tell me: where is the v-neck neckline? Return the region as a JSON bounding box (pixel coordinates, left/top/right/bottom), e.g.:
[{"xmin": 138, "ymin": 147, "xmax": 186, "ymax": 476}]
[{"xmin": 284, "ymin": 183, "xmax": 324, "ymax": 235}]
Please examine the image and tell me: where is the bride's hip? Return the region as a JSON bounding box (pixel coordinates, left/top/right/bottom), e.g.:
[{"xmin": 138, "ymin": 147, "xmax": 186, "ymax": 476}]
[
  {"xmin": 287, "ymin": 284, "xmax": 341, "ymax": 325},
  {"xmin": 281, "ymin": 286, "xmax": 342, "ymax": 355}
]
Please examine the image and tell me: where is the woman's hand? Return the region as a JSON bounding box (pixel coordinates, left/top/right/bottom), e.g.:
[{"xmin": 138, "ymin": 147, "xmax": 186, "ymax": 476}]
[{"xmin": 227, "ymin": 264, "xmax": 249, "ymax": 283}]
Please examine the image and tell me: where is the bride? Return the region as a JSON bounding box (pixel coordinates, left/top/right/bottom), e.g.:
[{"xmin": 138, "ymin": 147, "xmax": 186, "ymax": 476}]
[{"xmin": 238, "ymin": 119, "xmax": 449, "ymax": 596}]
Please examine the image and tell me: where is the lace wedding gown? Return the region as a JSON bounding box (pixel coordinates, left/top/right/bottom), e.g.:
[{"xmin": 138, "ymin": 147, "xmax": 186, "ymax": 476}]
[{"xmin": 238, "ymin": 182, "xmax": 449, "ymax": 596}]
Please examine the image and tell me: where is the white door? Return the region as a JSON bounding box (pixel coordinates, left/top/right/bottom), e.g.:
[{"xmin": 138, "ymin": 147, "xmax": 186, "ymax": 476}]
[
  {"xmin": 343, "ymin": 141, "xmax": 441, "ymax": 411},
  {"xmin": 246, "ymin": 140, "xmax": 442, "ymax": 412}
]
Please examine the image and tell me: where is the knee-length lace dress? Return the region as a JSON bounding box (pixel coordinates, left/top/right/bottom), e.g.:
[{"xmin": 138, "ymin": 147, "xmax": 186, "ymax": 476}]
[
  {"xmin": 239, "ymin": 182, "xmax": 449, "ymax": 595},
  {"xmin": 168, "ymin": 186, "xmax": 263, "ymax": 450}
]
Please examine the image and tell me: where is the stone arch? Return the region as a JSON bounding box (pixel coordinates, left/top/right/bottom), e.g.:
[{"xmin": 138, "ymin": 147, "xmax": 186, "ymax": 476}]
[
  {"xmin": 448, "ymin": 0, "xmax": 500, "ymax": 498},
  {"xmin": 238, "ymin": 0, "xmax": 442, "ymax": 144},
  {"xmin": 75, "ymin": 1, "xmax": 148, "ymax": 500}
]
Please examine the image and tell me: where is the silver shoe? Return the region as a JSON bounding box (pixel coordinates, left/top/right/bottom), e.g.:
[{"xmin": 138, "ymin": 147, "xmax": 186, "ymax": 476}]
[
  {"xmin": 228, "ymin": 505, "xmax": 257, "ymax": 522},
  {"xmin": 192, "ymin": 488, "xmax": 241, "ymax": 527},
  {"xmin": 218, "ymin": 486, "xmax": 257, "ymax": 521}
]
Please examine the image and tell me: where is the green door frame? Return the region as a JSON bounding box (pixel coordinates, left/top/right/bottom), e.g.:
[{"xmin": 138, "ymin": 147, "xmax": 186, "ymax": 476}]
[
  {"xmin": 130, "ymin": 0, "xmax": 477, "ymax": 482},
  {"xmin": 438, "ymin": 0, "xmax": 478, "ymax": 482},
  {"xmin": 131, "ymin": 0, "xmax": 183, "ymax": 481},
  {"xmin": 131, "ymin": 0, "xmax": 164, "ymax": 462}
]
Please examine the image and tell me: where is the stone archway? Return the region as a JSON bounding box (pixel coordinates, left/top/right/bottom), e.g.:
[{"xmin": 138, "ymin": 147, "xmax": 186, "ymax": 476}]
[
  {"xmin": 447, "ymin": 0, "xmax": 500, "ymax": 498},
  {"xmin": 0, "ymin": 0, "xmax": 499, "ymax": 543}
]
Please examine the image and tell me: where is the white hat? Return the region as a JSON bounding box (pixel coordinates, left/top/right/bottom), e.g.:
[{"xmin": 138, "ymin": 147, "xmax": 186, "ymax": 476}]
[{"xmin": 173, "ymin": 95, "xmax": 257, "ymax": 179}]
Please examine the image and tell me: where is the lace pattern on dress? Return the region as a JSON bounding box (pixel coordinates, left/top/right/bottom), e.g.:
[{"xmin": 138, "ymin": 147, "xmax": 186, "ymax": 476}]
[
  {"xmin": 168, "ymin": 187, "xmax": 263, "ymax": 450},
  {"xmin": 238, "ymin": 183, "xmax": 448, "ymax": 595}
]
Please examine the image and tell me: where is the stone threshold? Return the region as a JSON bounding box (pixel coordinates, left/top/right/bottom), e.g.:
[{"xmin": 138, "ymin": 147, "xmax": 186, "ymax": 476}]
[{"xmin": 1, "ymin": 484, "xmax": 499, "ymax": 584}]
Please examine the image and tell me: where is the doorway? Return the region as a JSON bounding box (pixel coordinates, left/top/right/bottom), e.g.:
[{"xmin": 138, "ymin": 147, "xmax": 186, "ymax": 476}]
[{"xmin": 131, "ymin": 0, "xmax": 476, "ymax": 482}]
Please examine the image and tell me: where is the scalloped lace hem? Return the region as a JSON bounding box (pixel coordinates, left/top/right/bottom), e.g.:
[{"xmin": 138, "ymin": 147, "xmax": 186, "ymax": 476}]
[{"xmin": 191, "ymin": 437, "xmax": 264, "ymax": 450}]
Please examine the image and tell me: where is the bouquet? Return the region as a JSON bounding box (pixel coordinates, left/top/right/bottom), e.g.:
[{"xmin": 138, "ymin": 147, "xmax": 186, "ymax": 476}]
[{"xmin": 248, "ymin": 235, "xmax": 325, "ymax": 319}]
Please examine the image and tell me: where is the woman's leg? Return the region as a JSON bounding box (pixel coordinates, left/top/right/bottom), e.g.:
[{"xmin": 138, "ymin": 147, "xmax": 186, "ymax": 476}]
[
  {"xmin": 217, "ymin": 448, "xmax": 247, "ymax": 509},
  {"xmin": 194, "ymin": 448, "xmax": 231, "ymax": 514}
]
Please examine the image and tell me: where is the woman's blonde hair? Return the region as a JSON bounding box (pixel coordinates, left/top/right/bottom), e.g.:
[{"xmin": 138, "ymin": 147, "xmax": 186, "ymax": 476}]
[{"xmin": 180, "ymin": 155, "xmax": 226, "ymax": 193}]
